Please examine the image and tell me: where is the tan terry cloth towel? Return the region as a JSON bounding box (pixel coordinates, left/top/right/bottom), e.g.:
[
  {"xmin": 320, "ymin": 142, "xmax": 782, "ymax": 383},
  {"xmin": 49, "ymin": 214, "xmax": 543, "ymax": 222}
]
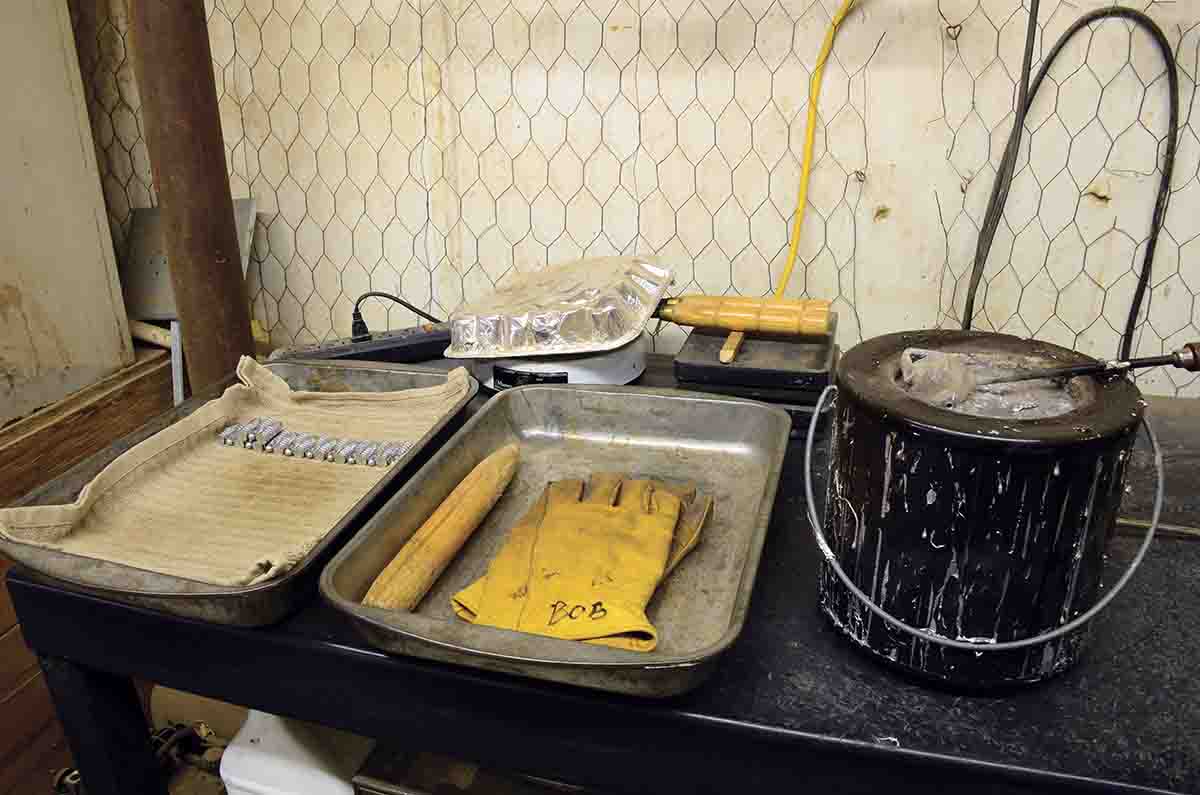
[{"xmin": 0, "ymin": 358, "xmax": 472, "ymax": 587}]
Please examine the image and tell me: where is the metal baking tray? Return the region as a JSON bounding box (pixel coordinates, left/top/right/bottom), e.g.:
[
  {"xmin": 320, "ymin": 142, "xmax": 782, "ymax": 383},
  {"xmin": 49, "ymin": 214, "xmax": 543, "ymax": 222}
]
[
  {"xmin": 321, "ymin": 385, "xmax": 791, "ymax": 697},
  {"xmin": 4, "ymin": 360, "xmax": 477, "ymax": 626}
]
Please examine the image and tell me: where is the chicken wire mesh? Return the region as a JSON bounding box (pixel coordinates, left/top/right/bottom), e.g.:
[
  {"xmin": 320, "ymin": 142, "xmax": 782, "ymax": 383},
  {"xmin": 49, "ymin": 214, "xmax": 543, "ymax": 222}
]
[{"xmin": 66, "ymin": 0, "xmax": 1200, "ymax": 394}]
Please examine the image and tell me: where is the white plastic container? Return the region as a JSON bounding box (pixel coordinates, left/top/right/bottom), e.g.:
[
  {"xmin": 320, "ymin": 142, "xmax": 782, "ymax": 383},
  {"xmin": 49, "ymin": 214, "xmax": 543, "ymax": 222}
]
[{"xmin": 220, "ymin": 710, "xmax": 374, "ymax": 795}]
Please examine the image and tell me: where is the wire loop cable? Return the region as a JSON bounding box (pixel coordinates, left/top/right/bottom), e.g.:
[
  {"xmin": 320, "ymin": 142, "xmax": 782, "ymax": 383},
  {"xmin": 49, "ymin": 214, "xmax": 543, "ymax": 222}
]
[{"xmin": 960, "ymin": 6, "xmax": 1179, "ymax": 365}]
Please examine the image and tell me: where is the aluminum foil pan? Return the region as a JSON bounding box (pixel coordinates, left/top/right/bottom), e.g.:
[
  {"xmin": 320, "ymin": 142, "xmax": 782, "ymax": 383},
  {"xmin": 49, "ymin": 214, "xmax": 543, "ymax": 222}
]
[{"xmin": 445, "ymin": 256, "xmax": 673, "ymax": 359}]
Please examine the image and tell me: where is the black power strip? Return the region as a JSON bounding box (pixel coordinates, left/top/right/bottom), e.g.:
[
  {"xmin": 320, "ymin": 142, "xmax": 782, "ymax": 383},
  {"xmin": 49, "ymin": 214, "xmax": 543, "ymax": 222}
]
[{"xmin": 270, "ymin": 323, "xmax": 451, "ymax": 364}]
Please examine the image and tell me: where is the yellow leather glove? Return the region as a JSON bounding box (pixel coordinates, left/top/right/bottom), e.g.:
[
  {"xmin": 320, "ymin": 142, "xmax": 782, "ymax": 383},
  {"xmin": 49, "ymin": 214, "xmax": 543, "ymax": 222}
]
[
  {"xmin": 661, "ymin": 481, "xmax": 710, "ymax": 578},
  {"xmin": 452, "ymin": 475, "xmax": 711, "ymax": 652}
]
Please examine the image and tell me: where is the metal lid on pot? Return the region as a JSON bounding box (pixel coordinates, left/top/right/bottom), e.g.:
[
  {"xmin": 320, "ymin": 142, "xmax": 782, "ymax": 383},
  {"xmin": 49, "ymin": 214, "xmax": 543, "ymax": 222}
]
[{"xmin": 837, "ymin": 330, "xmax": 1144, "ymax": 447}]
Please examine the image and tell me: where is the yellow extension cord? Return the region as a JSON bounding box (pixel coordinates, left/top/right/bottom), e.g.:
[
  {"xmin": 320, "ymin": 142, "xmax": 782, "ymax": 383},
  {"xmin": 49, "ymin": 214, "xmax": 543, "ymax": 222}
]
[
  {"xmin": 775, "ymin": 0, "xmax": 859, "ymax": 298},
  {"xmin": 720, "ymin": 0, "xmax": 857, "ymax": 362}
]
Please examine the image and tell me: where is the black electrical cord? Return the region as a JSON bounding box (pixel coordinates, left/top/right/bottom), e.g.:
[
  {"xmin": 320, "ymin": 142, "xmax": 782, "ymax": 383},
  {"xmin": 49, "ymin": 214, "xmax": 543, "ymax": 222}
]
[
  {"xmin": 351, "ymin": 291, "xmax": 442, "ymax": 340},
  {"xmin": 962, "ymin": 0, "xmax": 1040, "ymax": 332},
  {"xmin": 962, "ymin": 6, "xmax": 1179, "ymax": 363}
]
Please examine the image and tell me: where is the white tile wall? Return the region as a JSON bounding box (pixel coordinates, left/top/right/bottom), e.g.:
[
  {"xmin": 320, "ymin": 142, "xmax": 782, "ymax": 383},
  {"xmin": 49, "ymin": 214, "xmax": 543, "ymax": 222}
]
[{"xmin": 71, "ymin": 0, "xmax": 1200, "ymax": 394}]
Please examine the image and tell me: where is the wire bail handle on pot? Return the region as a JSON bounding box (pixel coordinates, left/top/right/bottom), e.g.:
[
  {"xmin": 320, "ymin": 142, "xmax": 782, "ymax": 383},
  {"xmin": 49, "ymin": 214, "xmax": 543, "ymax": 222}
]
[{"xmin": 802, "ymin": 385, "xmax": 1163, "ymax": 653}]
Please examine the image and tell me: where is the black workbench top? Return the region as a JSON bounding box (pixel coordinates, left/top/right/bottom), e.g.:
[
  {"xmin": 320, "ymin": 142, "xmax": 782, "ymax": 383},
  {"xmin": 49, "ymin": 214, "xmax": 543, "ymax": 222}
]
[{"xmin": 7, "ymin": 364, "xmax": 1199, "ymax": 794}]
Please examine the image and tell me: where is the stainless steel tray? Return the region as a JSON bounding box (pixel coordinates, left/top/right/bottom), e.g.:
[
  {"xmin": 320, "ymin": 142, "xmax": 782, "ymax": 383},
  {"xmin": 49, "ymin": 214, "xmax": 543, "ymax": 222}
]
[
  {"xmin": 4, "ymin": 360, "xmax": 478, "ymax": 626},
  {"xmin": 321, "ymin": 385, "xmax": 791, "ymax": 697}
]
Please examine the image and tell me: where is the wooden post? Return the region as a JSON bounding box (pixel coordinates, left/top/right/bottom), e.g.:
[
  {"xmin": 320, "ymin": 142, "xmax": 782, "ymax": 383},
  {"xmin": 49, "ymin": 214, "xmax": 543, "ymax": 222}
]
[{"xmin": 129, "ymin": 1, "xmax": 252, "ymax": 392}]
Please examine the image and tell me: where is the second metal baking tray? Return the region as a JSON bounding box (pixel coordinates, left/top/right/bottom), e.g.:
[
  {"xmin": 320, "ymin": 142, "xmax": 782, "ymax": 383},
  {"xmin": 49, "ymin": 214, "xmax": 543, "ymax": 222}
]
[
  {"xmin": 321, "ymin": 385, "xmax": 791, "ymax": 697},
  {"xmin": 4, "ymin": 360, "xmax": 477, "ymax": 626}
]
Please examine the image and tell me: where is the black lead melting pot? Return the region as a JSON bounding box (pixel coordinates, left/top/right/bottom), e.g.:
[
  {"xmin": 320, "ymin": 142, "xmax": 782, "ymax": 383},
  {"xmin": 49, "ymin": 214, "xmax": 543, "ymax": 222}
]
[{"xmin": 820, "ymin": 330, "xmax": 1145, "ymax": 687}]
